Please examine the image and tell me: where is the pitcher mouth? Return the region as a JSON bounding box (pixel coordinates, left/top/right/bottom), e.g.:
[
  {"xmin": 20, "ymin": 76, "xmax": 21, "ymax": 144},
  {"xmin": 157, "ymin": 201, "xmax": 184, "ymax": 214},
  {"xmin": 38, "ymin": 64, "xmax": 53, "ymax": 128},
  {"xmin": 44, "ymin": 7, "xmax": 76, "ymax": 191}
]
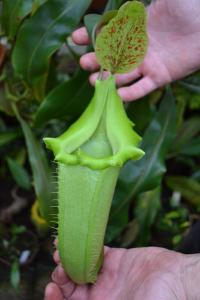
[{"xmin": 44, "ymin": 76, "xmax": 144, "ymax": 170}]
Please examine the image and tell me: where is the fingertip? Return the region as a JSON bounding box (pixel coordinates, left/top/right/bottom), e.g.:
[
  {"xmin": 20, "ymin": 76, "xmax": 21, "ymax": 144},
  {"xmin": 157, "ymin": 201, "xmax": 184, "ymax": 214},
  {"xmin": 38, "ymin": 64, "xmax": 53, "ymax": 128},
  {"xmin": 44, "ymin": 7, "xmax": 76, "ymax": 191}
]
[
  {"xmin": 79, "ymin": 55, "xmax": 88, "ymax": 70},
  {"xmin": 118, "ymin": 77, "xmax": 156, "ymax": 101},
  {"xmin": 80, "ymin": 53, "xmax": 100, "ymax": 71},
  {"xmin": 115, "ymin": 69, "xmax": 142, "ymax": 87},
  {"xmin": 89, "ymin": 73, "xmax": 99, "ymax": 85},
  {"xmin": 53, "ymin": 250, "xmax": 60, "ymax": 264},
  {"xmin": 72, "ymin": 27, "xmax": 90, "ymax": 45},
  {"xmin": 45, "ymin": 282, "xmax": 63, "ymax": 300},
  {"xmin": 117, "ymin": 87, "xmax": 133, "ymax": 101}
]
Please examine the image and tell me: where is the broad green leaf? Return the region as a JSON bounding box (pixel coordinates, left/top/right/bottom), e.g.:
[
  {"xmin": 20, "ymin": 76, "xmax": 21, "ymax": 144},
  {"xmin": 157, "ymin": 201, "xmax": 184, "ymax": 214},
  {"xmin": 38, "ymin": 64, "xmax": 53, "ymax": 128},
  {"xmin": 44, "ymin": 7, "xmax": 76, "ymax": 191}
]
[
  {"xmin": 35, "ymin": 70, "xmax": 93, "ymax": 127},
  {"xmin": 166, "ymin": 176, "xmax": 200, "ymax": 206},
  {"xmin": 7, "ymin": 157, "xmax": 31, "ymax": 190},
  {"xmin": 31, "ymin": 0, "xmax": 47, "ymax": 14},
  {"xmin": 84, "ymin": 0, "xmax": 123, "ymax": 44},
  {"xmin": 113, "ymin": 88, "xmax": 176, "ymax": 212},
  {"xmin": 15, "ymin": 148, "xmax": 26, "ymax": 166},
  {"xmin": 99, "ymin": 11, "xmax": 118, "ymax": 27},
  {"xmin": 105, "ymin": 208, "xmax": 128, "ymax": 243},
  {"xmin": 176, "ymin": 73, "xmax": 200, "ymax": 111},
  {"xmin": 0, "ymin": 130, "xmax": 20, "ymax": 147},
  {"xmin": 135, "ymin": 186, "xmax": 161, "ymax": 245},
  {"xmin": 107, "ymin": 88, "xmax": 176, "ymax": 240},
  {"xmin": 180, "ymin": 81, "xmax": 200, "ymax": 94},
  {"xmin": 127, "ymin": 95, "xmax": 155, "ymax": 135},
  {"xmin": 105, "ymin": 0, "xmax": 125, "ymax": 11},
  {"xmin": 179, "ymin": 137, "xmax": 200, "ymax": 156},
  {"xmin": 84, "ymin": 14, "xmax": 101, "ymax": 43},
  {"xmin": 179, "ymin": 72, "xmax": 200, "ymax": 94},
  {"xmin": 120, "ymin": 219, "xmax": 139, "ymax": 247},
  {"xmin": 13, "ymin": 105, "xmax": 53, "ymax": 222},
  {"xmin": 170, "ymin": 117, "xmax": 200, "ymax": 156},
  {"xmin": 95, "ymin": 1, "xmax": 148, "ymax": 73},
  {"xmin": 2, "ymin": 0, "xmax": 33, "ymax": 39},
  {"xmin": 10, "ymin": 260, "xmax": 20, "ymax": 290},
  {"xmin": 12, "ymin": 0, "xmax": 92, "ymax": 99}
]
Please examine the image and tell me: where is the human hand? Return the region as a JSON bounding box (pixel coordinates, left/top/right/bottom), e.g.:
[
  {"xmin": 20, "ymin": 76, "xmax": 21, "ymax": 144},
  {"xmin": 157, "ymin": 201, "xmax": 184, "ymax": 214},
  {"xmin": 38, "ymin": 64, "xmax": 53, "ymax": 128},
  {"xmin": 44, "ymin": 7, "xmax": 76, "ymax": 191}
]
[
  {"xmin": 72, "ymin": 0, "xmax": 200, "ymax": 101},
  {"xmin": 45, "ymin": 245, "xmax": 200, "ymax": 300}
]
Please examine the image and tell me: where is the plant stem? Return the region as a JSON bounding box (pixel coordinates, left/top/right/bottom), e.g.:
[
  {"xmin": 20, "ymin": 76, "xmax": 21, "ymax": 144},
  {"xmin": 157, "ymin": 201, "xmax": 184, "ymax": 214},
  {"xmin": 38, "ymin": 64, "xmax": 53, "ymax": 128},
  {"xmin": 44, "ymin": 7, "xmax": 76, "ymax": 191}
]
[{"xmin": 98, "ymin": 68, "xmax": 104, "ymax": 81}]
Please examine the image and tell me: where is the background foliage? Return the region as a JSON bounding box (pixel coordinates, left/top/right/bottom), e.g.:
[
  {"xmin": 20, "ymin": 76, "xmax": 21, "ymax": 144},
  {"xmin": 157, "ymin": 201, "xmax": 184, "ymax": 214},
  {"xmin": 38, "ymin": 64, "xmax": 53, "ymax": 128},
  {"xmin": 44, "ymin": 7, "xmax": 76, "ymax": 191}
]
[{"xmin": 0, "ymin": 0, "xmax": 199, "ymax": 298}]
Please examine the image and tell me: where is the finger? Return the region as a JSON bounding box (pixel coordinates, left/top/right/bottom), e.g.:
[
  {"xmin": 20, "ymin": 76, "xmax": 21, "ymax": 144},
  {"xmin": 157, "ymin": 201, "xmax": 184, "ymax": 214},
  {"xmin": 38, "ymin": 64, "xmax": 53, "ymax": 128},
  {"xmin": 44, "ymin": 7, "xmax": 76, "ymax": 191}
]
[
  {"xmin": 115, "ymin": 68, "xmax": 142, "ymax": 87},
  {"xmin": 118, "ymin": 76, "xmax": 157, "ymax": 101},
  {"xmin": 52, "ymin": 265, "xmax": 77, "ymax": 299},
  {"xmin": 52, "ymin": 265, "xmax": 71, "ymax": 285},
  {"xmin": 80, "ymin": 52, "xmax": 100, "ymax": 71},
  {"xmin": 89, "ymin": 69, "xmax": 142, "ymax": 86},
  {"xmin": 53, "ymin": 250, "xmax": 60, "ymax": 264},
  {"xmin": 71, "ymin": 27, "xmax": 90, "ymax": 45},
  {"xmin": 45, "ymin": 282, "xmax": 63, "ymax": 300}
]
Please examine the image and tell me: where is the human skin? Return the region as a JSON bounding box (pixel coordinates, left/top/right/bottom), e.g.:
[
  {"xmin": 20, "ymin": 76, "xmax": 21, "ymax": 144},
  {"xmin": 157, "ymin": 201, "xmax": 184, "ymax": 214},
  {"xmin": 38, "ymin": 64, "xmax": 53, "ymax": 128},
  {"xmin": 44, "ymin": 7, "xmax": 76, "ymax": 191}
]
[
  {"xmin": 73, "ymin": 0, "xmax": 200, "ymax": 101},
  {"xmin": 45, "ymin": 246, "xmax": 200, "ymax": 300},
  {"xmin": 45, "ymin": 0, "xmax": 200, "ymax": 298}
]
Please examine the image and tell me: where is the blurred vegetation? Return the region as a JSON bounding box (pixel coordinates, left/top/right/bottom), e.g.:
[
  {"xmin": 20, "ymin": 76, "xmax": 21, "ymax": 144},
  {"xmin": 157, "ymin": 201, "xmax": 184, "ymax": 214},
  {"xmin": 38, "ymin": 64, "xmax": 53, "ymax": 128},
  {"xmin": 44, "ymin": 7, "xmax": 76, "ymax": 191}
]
[{"xmin": 0, "ymin": 0, "xmax": 199, "ymax": 298}]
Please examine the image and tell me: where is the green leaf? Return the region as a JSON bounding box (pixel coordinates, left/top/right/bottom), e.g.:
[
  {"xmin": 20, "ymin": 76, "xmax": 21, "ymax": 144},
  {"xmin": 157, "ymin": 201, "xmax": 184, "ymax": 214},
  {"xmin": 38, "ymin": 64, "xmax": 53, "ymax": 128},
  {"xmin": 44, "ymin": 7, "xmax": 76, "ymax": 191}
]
[
  {"xmin": 12, "ymin": 105, "xmax": 53, "ymax": 222},
  {"xmin": 127, "ymin": 95, "xmax": 155, "ymax": 135},
  {"xmin": 170, "ymin": 117, "xmax": 200, "ymax": 156},
  {"xmin": 99, "ymin": 10, "xmax": 118, "ymax": 27},
  {"xmin": 0, "ymin": 86, "xmax": 13, "ymax": 115},
  {"xmin": 12, "ymin": 0, "xmax": 92, "ymax": 99},
  {"xmin": 11, "ymin": 224, "xmax": 26, "ymax": 235},
  {"xmin": 179, "ymin": 137, "xmax": 200, "ymax": 156},
  {"xmin": 180, "ymin": 72, "xmax": 200, "ymax": 94},
  {"xmin": 192, "ymin": 170, "xmax": 200, "ymax": 181},
  {"xmin": 31, "ymin": 0, "xmax": 47, "ymax": 14},
  {"xmin": 172, "ymin": 234, "xmax": 182, "ymax": 247},
  {"xmin": 135, "ymin": 186, "xmax": 161, "ymax": 245},
  {"xmin": 105, "ymin": 0, "xmax": 124, "ymax": 11},
  {"xmin": 84, "ymin": 14, "xmax": 101, "ymax": 43},
  {"xmin": 7, "ymin": 157, "xmax": 31, "ymax": 190},
  {"xmin": 107, "ymin": 88, "xmax": 176, "ymax": 240},
  {"xmin": 95, "ymin": 1, "xmax": 148, "ymax": 73},
  {"xmin": 0, "ymin": 130, "xmax": 20, "ymax": 147},
  {"xmin": 84, "ymin": 0, "xmax": 121, "ymax": 44},
  {"xmin": 35, "ymin": 70, "xmax": 93, "ymax": 127},
  {"xmin": 180, "ymin": 81, "xmax": 200, "ymax": 94},
  {"xmin": 10, "ymin": 260, "xmax": 20, "ymax": 290},
  {"xmin": 166, "ymin": 176, "xmax": 200, "ymax": 206},
  {"xmin": 105, "ymin": 208, "xmax": 128, "ymax": 243},
  {"xmin": 176, "ymin": 72, "xmax": 200, "ymax": 110},
  {"xmin": 142, "ymin": 0, "xmax": 151, "ymax": 4},
  {"xmin": 84, "ymin": 11, "xmax": 118, "ymax": 48},
  {"xmin": 120, "ymin": 219, "xmax": 139, "ymax": 247},
  {"xmin": 2, "ymin": 0, "xmax": 33, "ymax": 39}
]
